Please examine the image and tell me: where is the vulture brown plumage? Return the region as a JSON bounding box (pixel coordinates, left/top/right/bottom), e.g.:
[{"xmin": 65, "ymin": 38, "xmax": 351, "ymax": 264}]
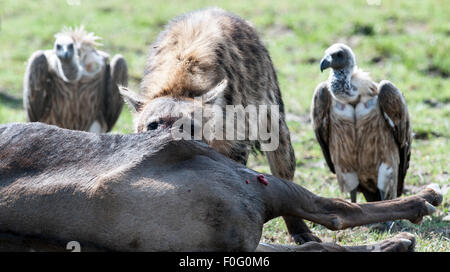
[
  {"xmin": 311, "ymin": 43, "xmax": 412, "ymax": 202},
  {"xmin": 23, "ymin": 26, "xmax": 128, "ymax": 132}
]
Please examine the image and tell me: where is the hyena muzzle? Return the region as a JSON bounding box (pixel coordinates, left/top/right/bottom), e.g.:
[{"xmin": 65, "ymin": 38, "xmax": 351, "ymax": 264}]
[{"xmin": 120, "ymin": 7, "xmax": 319, "ymax": 243}]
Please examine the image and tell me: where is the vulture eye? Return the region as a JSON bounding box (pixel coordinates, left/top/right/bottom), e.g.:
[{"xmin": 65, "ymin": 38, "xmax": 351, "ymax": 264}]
[{"xmin": 147, "ymin": 122, "xmax": 159, "ymax": 131}]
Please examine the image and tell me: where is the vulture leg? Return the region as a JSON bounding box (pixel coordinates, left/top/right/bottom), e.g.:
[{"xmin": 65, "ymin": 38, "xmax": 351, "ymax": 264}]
[
  {"xmin": 350, "ymin": 189, "xmax": 357, "ymax": 203},
  {"xmin": 377, "ymin": 190, "xmax": 396, "ymax": 229},
  {"xmin": 379, "ymin": 190, "xmax": 386, "ymax": 201},
  {"xmin": 361, "ymin": 188, "xmax": 381, "ymax": 202},
  {"xmin": 376, "ymin": 163, "xmax": 397, "ymax": 228},
  {"xmin": 104, "ymin": 54, "xmax": 128, "ymax": 132},
  {"xmin": 256, "ymin": 232, "xmax": 415, "ymax": 252}
]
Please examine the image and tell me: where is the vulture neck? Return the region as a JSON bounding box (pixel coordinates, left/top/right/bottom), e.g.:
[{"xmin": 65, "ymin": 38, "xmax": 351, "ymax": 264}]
[
  {"xmin": 329, "ymin": 67, "xmax": 354, "ymax": 95},
  {"xmin": 58, "ymin": 58, "xmax": 82, "ymax": 83},
  {"xmin": 328, "ymin": 66, "xmax": 359, "ymax": 106}
]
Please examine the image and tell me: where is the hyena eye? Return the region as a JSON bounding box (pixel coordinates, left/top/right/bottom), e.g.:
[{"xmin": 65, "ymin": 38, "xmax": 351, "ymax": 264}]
[{"xmin": 147, "ymin": 122, "xmax": 159, "ymax": 131}]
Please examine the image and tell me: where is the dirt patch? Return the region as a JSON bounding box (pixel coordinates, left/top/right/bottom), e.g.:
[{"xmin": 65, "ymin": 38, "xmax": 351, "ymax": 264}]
[
  {"xmin": 404, "ymin": 183, "xmax": 448, "ymax": 199},
  {"xmin": 403, "ymin": 184, "xmax": 426, "ymax": 195},
  {"xmin": 404, "ymin": 22, "xmax": 428, "ymax": 35},
  {"xmin": 263, "ymin": 23, "xmax": 295, "ymax": 38},
  {"xmin": 285, "ymin": 112, "xmax": 310, "ymax": 124},
  {"xmin": 335, "ymin": 36, "xmax": 362, "ymax": 49}
]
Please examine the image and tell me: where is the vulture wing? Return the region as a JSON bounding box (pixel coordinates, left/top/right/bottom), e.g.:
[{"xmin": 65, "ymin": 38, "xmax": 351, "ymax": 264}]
[
  {"xmin": 311, "ymin": 82, "xmax": 335, "ymax": 173},
  {"xmin": 23, "ymin": 51, "xmax": 51, "ymax": 122},
  {"xmin": 104, "ymin": 54, "xmax": 128, "ymax": 132},
  {"xmin": 378, "ymin": 80, "xmax": 412, "ymax": 197}
]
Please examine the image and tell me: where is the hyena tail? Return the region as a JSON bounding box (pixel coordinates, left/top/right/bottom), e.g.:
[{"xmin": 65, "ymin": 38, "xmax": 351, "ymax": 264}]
[
  {"xmin": 265, "ymin": 119, "xmax": 296, "ymax": 181},
  {"xmin": 264, "ymin": 119, "xmax": 317, "ymax": 243}
]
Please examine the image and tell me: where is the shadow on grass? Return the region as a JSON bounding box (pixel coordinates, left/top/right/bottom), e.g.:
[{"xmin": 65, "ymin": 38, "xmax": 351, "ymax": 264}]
[
  {"xmin": 370, "ymin": 216, "xmax": 450, "ymax": 240},
  {"xmin": 0, "ymin": 90, "xmax": 23, "ymax": 109}
]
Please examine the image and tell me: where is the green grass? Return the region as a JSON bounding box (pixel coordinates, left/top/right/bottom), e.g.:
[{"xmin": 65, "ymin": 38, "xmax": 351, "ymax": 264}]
[{"xmin": 0, "ymin": 0, "xmax": 448, "ymax": 251}]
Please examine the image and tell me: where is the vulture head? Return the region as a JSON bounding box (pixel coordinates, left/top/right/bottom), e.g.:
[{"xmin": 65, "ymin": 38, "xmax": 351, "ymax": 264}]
[
  {"xmin": 54, "ymin": 35, "xmax": 76, "ymax": 63},
  {"xmin": 320, "ymin": 43, "xmax": 356, "ymax": 72},
  {"xmin": 53, "ymin": 26, "xmax": 103, "ymax": 82},
  {"xmin": 320, "ymin": 43, "xmax": 359, "ymax": 104},
  {"xmin": 53, "ymin": 32, "xmax": 81, "ymax": 82}
]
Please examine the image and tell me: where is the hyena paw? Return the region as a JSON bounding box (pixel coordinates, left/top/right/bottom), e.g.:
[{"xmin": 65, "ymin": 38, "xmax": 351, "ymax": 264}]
[{"xmin": 291, "ymin": 232, "xmax": 322, "ymax": 245}]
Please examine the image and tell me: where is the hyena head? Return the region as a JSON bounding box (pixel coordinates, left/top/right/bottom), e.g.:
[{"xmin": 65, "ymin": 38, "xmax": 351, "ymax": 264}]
[{"xmin": 119, "ymin": 79, "xmax": 227, "ymax": 142}]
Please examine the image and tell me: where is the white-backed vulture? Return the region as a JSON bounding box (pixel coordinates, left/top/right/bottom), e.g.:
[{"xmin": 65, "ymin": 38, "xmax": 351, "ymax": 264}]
[
  {"xmin": 23, "ymin": 26, "xmax": 128, "ymax": 132},
  {"xmin": 311, "ymin": 43, "xmax": 412, "ymax": 202}
]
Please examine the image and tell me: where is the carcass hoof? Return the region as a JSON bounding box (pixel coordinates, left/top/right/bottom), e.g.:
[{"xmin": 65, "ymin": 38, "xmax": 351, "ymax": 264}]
[
  {"xmin": 418, "ymin": 184, "xmax": 443, "ymax": 207},
  {"xmin": 291, "ymin": 232, "xmax": 322, "ymax": 245},
  {"xmin": 375, "ymin": 232, "xmax": 416, "ymax": 252}
]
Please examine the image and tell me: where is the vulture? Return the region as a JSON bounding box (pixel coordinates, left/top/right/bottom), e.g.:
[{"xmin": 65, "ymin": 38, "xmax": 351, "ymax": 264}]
[
  {"xmin": 23, "ymin": 26, "xmax": 128, "ymax": 132},
  {"xmin": 311, "ymin": 43, "xmax": 412, "ymax": 202}
]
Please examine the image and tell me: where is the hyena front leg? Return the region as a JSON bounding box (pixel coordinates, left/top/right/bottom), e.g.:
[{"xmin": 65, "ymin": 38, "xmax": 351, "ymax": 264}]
[{"xmin": 265, "ymin": 118, "xmax": 322, "ymax": 244}]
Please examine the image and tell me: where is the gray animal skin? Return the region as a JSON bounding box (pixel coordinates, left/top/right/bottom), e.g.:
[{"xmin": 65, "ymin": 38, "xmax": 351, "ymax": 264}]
[{"xmin": 0, "ymin": 123, "xmax": 442, "ymax": 251}]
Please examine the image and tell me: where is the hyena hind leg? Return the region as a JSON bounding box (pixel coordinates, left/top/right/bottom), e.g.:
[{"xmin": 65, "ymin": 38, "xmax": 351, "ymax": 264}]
[{"xmin": 264, "ymin": 120, "xmax": 321, "ymax": 244}]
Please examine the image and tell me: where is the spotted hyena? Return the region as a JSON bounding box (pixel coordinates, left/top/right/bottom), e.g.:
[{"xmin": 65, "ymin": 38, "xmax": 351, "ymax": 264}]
[{"xmin": 120, "ymin": 8, "xmax": 317, "ymax": 243}]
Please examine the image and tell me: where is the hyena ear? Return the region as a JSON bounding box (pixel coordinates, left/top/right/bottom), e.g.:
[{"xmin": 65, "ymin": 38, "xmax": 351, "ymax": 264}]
[
  {"xmin": 202, "ymin": 79, "xmax": 227, "ymax": 104},
  {"xmin": 119, "ymin": 85, "xmax": 145, "ymax": 112}
]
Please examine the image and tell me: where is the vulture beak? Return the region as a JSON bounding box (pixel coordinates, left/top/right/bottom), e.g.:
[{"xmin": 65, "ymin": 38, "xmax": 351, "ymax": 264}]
[
  {"xmin": 320, "ymin": 54, "xmax": 332, "ymax": 72},
  {"xmin": 57, "ymin": 46, "xmax": 73, "ymax": 61},
  {"xmin": 63, "ymin": 50, "xmax": 70, "ymax": 60}
]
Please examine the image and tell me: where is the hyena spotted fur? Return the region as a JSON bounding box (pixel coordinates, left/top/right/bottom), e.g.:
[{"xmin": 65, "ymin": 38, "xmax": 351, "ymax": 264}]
[
  {"xmin": 120, "ymin": 8, "xmax": 317, "ymax": 243},
  {"xmin": 122, "ymin": 8, "xmax": 295, "ymax": 180}
]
